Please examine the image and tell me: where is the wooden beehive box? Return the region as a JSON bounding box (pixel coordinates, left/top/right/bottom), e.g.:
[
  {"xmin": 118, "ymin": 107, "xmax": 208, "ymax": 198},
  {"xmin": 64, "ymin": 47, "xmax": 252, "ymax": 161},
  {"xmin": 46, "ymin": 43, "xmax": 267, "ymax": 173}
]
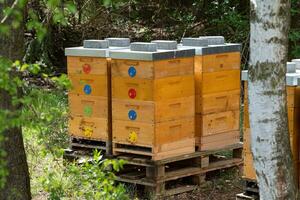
[
  {"xmin": 242, "ymin": 67, "xmax": 300, "ymax": 183},
  {"xmin": 65, "ymin": 39, "xmax": 130, "ymax": 143},
  {"xmin": 110, "ymin": 41, "xmax": 196, "ymax": 160},
  {"xmin": 180, "ymin": 37, "xmax": 242, "ymax": 150}
]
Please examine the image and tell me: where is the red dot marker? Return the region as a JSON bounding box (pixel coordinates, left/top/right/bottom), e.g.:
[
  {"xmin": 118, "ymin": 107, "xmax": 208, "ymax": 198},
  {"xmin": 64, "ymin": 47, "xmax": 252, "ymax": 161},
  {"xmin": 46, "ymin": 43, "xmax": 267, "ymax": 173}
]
[
  {"xmin": 128, "ymin": 88, "xmax": 137, "ymax": 99},
  {"xmin": 82, "ymin": 64, "xmax": 91, "ymax": 74}
]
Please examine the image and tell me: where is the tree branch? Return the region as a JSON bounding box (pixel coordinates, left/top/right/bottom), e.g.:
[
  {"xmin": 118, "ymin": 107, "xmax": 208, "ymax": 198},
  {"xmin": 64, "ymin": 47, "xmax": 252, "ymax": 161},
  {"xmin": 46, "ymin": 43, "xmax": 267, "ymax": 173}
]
[{"xmin": 0, "ymin": 0, "xmax": 19, "ymax": 24}]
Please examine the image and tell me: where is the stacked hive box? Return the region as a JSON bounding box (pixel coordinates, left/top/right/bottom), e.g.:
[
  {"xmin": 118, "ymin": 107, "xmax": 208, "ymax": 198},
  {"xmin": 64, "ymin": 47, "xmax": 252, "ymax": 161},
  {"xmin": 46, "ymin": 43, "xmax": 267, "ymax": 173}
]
[
  {"xmin": 242, "ymin": 64, "xmax": 300, "ymax": 183},
  {"xmin": 65, "ymin": 39, "xmax": 130, "ymax": 148},
  {"xmin": 180, "ymin": 37, "xmax": 242, "ymax": 150},
  {"xmin": 110, "ymin": 41, "xmax": 196, "ymax": 160}
]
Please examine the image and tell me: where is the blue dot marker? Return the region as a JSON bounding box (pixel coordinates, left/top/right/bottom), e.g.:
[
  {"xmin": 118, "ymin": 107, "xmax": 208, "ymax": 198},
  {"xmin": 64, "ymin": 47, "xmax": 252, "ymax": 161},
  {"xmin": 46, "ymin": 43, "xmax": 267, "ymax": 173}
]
[
  {"xmin": 84, "ymin": 84, "xmax": 92, "ymax": 95},
  {"xmin": 128, "ymin": 110, "xmax": 137, "ymax": 121},
  {"xmin": 128, "ymin": 66, "xmax": 136, "ymax": 77}
]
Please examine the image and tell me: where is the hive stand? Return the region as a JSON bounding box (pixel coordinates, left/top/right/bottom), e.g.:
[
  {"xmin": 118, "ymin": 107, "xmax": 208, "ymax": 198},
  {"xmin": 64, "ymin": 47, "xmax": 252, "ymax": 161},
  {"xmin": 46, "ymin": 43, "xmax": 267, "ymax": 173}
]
[
  {"xmin": 115, "ymin": 143, "xmax": 243, "ymax": 199},
  {"xmin": 179, "ymin": 37, "xmax": 242, "ymax": 151},
  {"xmin": 65, "ymin": 38, "xmax": 130, "ymax": 156},
  {"xmin": 238, "ymin": 62, "xmax": 300, "ymax": 198},
  {"xmin": 110, "ymin": 41, "xmax": 196, "ymax": 160}
]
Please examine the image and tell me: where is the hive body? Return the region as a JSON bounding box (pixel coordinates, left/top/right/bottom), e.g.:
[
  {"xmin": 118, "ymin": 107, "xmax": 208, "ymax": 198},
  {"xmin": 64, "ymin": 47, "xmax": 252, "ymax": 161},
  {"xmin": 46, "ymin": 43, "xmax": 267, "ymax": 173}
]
[
  {"xmin": 67, "ymin": 56, "xmax": 110, "ymax": 141},
  {"xmin": 195, "ymin": 52, "xmax": 241, "ymax": 150},
  {"xmin": 66, "ymin": 39, "xmax": 129, "ymax": 144},
  {"xmin": 110, "ymin": 44, "xmax": 195, "ymax": 160}
]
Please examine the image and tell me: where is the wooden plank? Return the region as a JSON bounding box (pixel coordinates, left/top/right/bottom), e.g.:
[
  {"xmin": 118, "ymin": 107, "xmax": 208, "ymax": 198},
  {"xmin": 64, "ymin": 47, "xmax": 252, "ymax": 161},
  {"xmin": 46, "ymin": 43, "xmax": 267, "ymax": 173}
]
[
  {"xmin": 201, "ymin": 52, "xmax": 240, "ymax": 73},
  {"xmin": 69, "ymin": 94, "xmax": 108, "ymax": 118},
  {"xmin": 197, "ymin": 70, "xmax": 240, "ymax": 95},
  {"xmin": 196, "ymin": 110, "xmax": 240, "ymax": 137},
  {"xmin": 69, "ymin": 74, "xmax": 108, "ymax": 96},
  {"xmin": 155, "ymin": 118, "xmax": 195, "ymax": 145},
  {"xmin": 201, "ymin": 158, "xmax": 243, "ymax": 172},
  {"xmin": 69, "ymin": 116, "xmax": 108, "ymax": 141},
  {"xmin": 112, "ymin": 96, "xmax": 195, "ymax": 123},
  {"xmin": 111, "ymin": 59, "xmax": 154, "ymax": 79},
  {"xmin": 165, "ymin": 185, "xmax": 198, "ymax": 197},
  {"xmin": 196, "ymin": 89, "xmax": 240, "ymax": 114},
  {"xmin": 111, "ymin": 57, "xmax": 194, "ymax": 79},
  {"xmin": 154, "ymin": 96, "xmax": 195, "ymax": 122},
  {"xmin": 199, "ymin": 134, "xmax": 240, "ymax": 151},
  {"xmin": 116, "ymin": 177, "xmax": 156, "ymax": 187},
  {"xmin": 162, "ymin": 167, "xmax": 201, "ymax": 182},
  {"xmin": 112, "ymin": 120, "xmax": 154, "ymax": 147},
  {"xmin": 67, "ymin": 56, "xmax": 108, "ymax": 75},
  {"xmin": 112, "ymin": 75, "xmax": 194, "ymax": 101},
  {"xmin": 71, "ymin": 142, "xmax": 106, "ymax": 150},
  {"xmin": 155, "ymin": 143, "xmax": 243, "ymax": 165},
  {"xmin": 112, "ymin": 99, "xmax": 155, "ymax": 123},
  {"xmin": 154, "ymin": 57, "xmax": 194, "ymax": 78}
]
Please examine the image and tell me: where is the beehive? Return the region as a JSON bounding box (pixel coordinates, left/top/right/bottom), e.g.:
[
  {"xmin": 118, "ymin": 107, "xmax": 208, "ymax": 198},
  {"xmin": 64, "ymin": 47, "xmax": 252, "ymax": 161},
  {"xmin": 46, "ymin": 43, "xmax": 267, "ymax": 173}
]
[
  {"xmin": 242, "ymin": 65, "xmax": 300, "ymax": 183},
  {"xmin": 65, "ymin": 38, "xmax": 130, "ymax": 144},
  {"xmin": 110, "ymin": 41, "xmax": 196, "ymax": 160},
  {"xmin": 180, "ymin": 37, "xmax": 242, "ymax": 150}
]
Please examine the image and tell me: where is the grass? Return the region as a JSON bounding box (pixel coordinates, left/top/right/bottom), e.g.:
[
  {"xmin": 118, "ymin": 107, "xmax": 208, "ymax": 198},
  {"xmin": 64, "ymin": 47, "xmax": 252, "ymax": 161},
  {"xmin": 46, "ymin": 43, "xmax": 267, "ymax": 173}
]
[{"xmin": 22, "ymin": 88, "xmax": 69, "ymax": 198}]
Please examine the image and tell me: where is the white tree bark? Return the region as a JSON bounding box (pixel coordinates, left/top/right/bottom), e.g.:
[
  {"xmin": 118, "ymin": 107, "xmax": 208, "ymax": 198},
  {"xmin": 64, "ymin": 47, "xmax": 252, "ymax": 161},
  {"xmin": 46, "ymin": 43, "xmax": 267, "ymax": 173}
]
[{"xmin": 248, "ymin": 0, "xmax": 297, "ymax": 199}]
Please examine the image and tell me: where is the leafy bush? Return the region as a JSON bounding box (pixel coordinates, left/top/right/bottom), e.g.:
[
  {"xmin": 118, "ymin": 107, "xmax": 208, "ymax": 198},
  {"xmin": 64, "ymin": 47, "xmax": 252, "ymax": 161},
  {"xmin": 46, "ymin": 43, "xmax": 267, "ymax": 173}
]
[{"xmin": 40, "ymin": 151, "xmax": 128, "ymax": 200}]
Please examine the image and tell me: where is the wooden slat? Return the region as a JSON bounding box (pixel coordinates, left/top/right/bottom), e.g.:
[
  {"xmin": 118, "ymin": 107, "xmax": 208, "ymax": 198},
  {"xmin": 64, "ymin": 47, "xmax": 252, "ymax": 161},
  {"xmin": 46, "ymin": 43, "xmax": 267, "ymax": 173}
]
[
  {"xmin": 112, "ymin": 75, "xmax": 194, "ymax": 101},
  {"xmin": 69, "ymin": 94, "xmax": 108, "ymax": 118},
  {"xmin": 69, "ymin": 117, "xmax": 108, "ymax": 141},
  {"xmin": 111, "ymin": 57, "xmax": 194, "ymax": 79},
  {"xmin": 67, "ymin": 56, "xmax": 108, "ymax": 75},
  {"xmin": 69, "ymin": 74, "xmax": 108, "ymax": 97},
  {"xmin": 165, "ymin": 185, "xmax": 198, "ymax": 196}
]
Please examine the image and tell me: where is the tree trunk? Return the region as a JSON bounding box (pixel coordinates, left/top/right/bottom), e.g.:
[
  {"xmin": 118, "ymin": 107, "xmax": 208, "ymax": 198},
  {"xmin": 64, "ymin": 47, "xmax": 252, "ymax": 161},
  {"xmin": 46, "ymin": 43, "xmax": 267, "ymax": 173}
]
[
  {"xmin": 248, "ymin": 0, "xmax": 297, "ymax": 199},
  {"xmin": 0, "ymin": 0, "xmax": 31, "ymax": 199}
]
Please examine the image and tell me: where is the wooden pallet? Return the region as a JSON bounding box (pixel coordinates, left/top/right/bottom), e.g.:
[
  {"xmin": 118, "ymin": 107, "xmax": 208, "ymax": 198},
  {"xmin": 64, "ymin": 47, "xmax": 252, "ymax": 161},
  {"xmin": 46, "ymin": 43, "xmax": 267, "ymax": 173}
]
[
  {"xmin": 115, "ymin": 143, "xmax": 243, "ymax": 199},
  {"xmin": 113, "ymin": 137, "xmax": 195, "ymax": 161},
  {"xmin": 63, "ymin": 137, "xmax": 110, "ymax": 161}
]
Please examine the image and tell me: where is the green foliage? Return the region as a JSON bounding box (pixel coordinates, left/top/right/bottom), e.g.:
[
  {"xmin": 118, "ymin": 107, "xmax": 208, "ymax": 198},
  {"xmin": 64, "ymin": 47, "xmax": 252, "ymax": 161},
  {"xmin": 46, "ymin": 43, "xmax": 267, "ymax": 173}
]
[
  {"xmin": 289, "ymin": 0, "xmax": 300, "ymax": 59},
  {"xmin": 40, "ymin": 151, "xmax": 128, "ymax": 200}
]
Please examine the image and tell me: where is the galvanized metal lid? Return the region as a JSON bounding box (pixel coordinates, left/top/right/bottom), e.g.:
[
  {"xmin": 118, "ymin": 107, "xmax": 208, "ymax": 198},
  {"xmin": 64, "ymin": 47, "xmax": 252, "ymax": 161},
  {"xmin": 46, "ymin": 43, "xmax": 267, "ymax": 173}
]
[
  {"xmin": 179, "ymin": 42, "xmax": 242, "ymax": 55},
  {"xmin": 292, "ymin": 59, "xmax": 300, "ymax": 70},
  {"xmin": 130, "ymin": 42, "xmax": 157, "ymax": 52},
  {"xmin": 182, "ymin": 38, "xmax": 209, "ymax": 47},
  {"xmin": 287, "ymin": 62, "xmax": 296, "ymax": 73},
  {"xmin": 151, "ymin": 40, "xmax": 178, "ymax": 50},
  {"xmin": 65, "ymin": 38, "xmax": 130, "ymax": 57},
  {"xmin": 105, "ymin": 38, "xmax": 130, "ymax": 47},
  {"xmin": 110, "ymin": 42, "xmax": 195, "ymax": 61},
  {"xmin": 199, "ymin": 36, "xmax": 225, "ymax": 45},
  {"xmin": 83, "ymin": 40, "xmax": 109, "ymax": 48}
]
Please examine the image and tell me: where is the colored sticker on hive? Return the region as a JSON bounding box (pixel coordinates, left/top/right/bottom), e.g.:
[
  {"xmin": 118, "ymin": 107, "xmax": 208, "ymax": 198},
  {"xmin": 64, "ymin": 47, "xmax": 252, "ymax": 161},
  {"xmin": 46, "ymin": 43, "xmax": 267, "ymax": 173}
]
[
  {"xmin": 82, "ymin": 64, "xmax": 91, "ymax": 74},
  {"xmin": 84, "ymin": 106, "xmax": 93, "ymax": 117},
  {"xmin": 128, "ymin": 110, "xmax": 137, "ymax": 120},
  {"xmin": 128, "ymin": 131, "xmax": 137, "ymax": 144},
  {"xmin": 128, "ymin": 66, "xmax": 136, "ymax": 77},
  {"xmin": 83, "ymin": 126, "xmax": 93, "ymax": 138},
  {"xmin": 84, "ymin": 84, "xmax": 92, "ymax": 95},
  {"xmin": 128, "ymin": 88, "xmax": 136, "ymax": 99}
]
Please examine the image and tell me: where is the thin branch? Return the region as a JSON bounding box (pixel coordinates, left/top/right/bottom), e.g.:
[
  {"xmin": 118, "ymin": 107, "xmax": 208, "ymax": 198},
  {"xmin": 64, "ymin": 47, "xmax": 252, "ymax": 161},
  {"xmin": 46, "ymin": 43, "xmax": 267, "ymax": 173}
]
[{"xmin": 0, "ymin": 0, "xmax": 19, "ymax": 24}]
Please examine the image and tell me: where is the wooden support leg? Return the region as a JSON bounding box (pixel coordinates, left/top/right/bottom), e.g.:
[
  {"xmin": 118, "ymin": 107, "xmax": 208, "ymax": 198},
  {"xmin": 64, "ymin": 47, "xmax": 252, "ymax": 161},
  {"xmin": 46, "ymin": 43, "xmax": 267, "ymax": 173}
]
[
  {"xmin": 233, "ymin": 148, "xmax": 243, "ymax": 159},
  {"xmin": 145, "ymin": 165, "xmax": 165, "ymax": 199},
  {"xmin": 201, "ymin": 156, "xmax": 210, "ymax": 168}
]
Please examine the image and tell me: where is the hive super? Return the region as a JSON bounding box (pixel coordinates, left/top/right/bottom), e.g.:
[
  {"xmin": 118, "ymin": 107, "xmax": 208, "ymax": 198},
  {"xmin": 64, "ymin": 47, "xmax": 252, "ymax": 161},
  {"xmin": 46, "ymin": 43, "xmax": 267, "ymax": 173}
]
[{"xmin": 65, "ymin": 36, "xmax": 242, "ymax": 160}]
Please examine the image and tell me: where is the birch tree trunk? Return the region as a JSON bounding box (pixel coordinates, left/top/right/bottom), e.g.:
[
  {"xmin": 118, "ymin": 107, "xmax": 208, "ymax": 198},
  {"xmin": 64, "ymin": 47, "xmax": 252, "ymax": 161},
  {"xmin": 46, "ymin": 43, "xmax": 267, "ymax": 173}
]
[{"xmin": 248, "ymin": 0, "xmax": 297, "ymax": 199}]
